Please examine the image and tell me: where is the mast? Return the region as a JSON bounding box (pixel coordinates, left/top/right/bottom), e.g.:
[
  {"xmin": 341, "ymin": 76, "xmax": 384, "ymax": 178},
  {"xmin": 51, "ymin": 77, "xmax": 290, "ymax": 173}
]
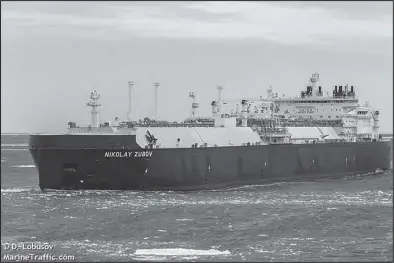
[
  {"xmin": 266, "ymin": 86, "xmax": 273, "ymax": 100},
  {"xmin": 189, "ymin": 92, "xmax": 199, "ymax": 119},
  {"xmin": 309, "ymin": 72, "xmax": 320, "ymax": 97},
  {"xmin": 86, "ymin": 90, "xmax": 101, "ymax": 128},
  {"xmin": 217, "ymin": 85, "xmax": 223, "ymax": 115},
  {"xmin": 127, "ymin": 80, "xmax": 134, "ymax": 121},
  {"xmin": 241, "ymin": 100, "xmax": 248, "ymax": 127},
  {"xmin": 153, "ymin": 82, "xmax": 160, "ymax": 120}
]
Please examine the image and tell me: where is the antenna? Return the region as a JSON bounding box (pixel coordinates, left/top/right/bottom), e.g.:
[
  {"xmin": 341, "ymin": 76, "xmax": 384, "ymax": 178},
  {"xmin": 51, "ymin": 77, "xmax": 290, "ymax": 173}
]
[
  {"xmin": 153, "ymin": 82, "xmax": 160, "ymax": 120},
  {"xmin": 86, "ymin": 90, "xmax": 101, "ymax": 128},
  {"xmin": 127, "ymin": 81, "xmax": 134, "ymax": 121},
  {"xmin": 310, "ymin": 72, "xmax": 320, "ymax": 83},
  {"xmin": 309, "ymin": 72, "xmax": 320, "ymax": 97},
  {"xmin": 217, "ymin": 85, "xmax": 223, "ymax": 115},
  {"xmin": 266, "ymin": 86, "xmax": 273, "ymax": 99}
]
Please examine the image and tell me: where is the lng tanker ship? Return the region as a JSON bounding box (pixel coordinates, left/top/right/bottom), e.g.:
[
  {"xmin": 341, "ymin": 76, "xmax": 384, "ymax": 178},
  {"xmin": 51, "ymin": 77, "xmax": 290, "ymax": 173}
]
[{"xmin": 29, "ymin": 73, "xmax": 391, "ymax": 191}]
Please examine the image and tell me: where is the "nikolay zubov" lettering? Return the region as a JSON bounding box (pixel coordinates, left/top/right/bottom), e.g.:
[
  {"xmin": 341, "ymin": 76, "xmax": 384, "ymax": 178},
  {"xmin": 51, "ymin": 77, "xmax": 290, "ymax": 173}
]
[{"xmin": 104, "ymin": 151, "xmax": 153, "ymax": 158}]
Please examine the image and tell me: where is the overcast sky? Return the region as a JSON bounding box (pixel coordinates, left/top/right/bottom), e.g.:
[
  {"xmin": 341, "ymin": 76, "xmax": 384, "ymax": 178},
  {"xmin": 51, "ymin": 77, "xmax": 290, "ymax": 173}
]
[{"xmin": 1, "ymin": 1, "xmax": 393, "ymax": 133}]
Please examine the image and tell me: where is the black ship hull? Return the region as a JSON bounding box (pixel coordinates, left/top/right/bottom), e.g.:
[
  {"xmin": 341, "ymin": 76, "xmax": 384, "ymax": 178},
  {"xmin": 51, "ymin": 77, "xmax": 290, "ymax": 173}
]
[{"xmin": 29, "ymin": 134, "xmax": 391, "ymax": 191}]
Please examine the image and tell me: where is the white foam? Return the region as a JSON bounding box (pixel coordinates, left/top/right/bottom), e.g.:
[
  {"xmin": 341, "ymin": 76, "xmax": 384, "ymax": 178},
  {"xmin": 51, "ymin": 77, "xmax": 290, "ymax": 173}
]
[
  {"xmin": 1, "ymin": 149, "xmax": 28, "ymax": 152},
  {"xmin": 1, "ymin": 143, "xmax": 28, "ymax": 147},
  {"xmin": 1, "ymin": 188, "xmax": 33, "ymax": 193},
  {"xmin": 11, "ymin": 165, "xmax": 35, "ymax": 168},
  {"xmin": 1, "ymin": 133, "xmax": 27, "ymax": 136},
  {"xmin": 134, "ymin": 248, "xmax": 231, "ymax": 256},
  {"xmin": 134, "ymin": 256, "xmax": 168, "ymax": 261}
]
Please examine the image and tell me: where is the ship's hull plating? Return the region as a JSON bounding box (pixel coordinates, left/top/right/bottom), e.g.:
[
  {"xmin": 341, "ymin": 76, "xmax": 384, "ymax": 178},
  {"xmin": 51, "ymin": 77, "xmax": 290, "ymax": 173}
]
[{"xmin": 29, "ymin": 135, "xmax": 391, "ymax": 191}]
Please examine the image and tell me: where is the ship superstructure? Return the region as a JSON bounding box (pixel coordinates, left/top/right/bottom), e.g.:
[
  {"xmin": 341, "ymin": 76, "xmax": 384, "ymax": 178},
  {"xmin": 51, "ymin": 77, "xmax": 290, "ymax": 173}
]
[
  {"xmin": 220, "ymin": 73, "xmax": 359, "ymax": 124},
  {"xmin": 208, "ymin": 73, "xmax": 379, "ymax": 144},
  {"xmin": 273, "ymin": 72, "xmax": 359, "ymax": 122}
]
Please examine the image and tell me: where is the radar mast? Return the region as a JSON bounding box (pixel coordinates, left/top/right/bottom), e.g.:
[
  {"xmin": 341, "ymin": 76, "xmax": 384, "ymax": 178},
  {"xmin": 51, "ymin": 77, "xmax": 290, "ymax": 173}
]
[
  {"xmin": 309, "ymin": 72, "xmax": 320, "ymax": 97},
  {"xmin": 189, "ymin": 92, "xmax": 199, "ymax": 119},
  {"xmin": 87, "ymin": 90, "xmax": 101, "ymax": 128}
]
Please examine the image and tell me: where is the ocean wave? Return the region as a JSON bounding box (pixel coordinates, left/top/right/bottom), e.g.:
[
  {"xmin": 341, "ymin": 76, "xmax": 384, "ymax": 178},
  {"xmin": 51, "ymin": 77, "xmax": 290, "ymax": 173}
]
[
  {"xmin": 134, "ymin": 248, "xmax": 231, "ymax": 256},
  {"xmin": 11, "ymin": 164, "xmax": 35, "ymax": 168},
  {"xmin": 1, "ymin": 149, "xmax": 29, "ymax": 151},
  {"xmin": 1, "ymin": 143, "xmax": 28, "ymax": 147},
  {"xmin": 1, "ymin": 188, "xmax": 39, "ymax": 193},
  {"xmin": 1, "ymin": 133, "xmax": 28, "ymax": 136}
]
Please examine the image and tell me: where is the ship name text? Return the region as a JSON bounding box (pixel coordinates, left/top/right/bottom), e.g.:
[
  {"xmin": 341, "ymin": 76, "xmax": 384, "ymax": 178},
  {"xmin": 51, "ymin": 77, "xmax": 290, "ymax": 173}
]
[{"xmin": 104, "ymin": 151, "xmax": 153, "ymax": 158}]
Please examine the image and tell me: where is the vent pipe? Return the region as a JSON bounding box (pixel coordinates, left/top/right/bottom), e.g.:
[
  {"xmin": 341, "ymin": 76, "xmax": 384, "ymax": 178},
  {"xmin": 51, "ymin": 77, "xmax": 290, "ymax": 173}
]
[
  {"xmin": 127, "ymin": 81, "xmax": 134, "ymax": 121},
  {"xmin": 217, "ymin": 85, "xmax": 223, "ymax": 115},
  {"xmin": 153, "ymin": 82, "xmax": 160, "ymax": 120}
]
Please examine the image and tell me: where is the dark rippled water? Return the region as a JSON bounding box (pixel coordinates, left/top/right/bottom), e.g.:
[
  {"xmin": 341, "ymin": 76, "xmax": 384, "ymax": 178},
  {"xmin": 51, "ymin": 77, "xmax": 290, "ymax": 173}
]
[{"xmin": 1, "ymin": 134, "xmax": 393, "ymax": 262}]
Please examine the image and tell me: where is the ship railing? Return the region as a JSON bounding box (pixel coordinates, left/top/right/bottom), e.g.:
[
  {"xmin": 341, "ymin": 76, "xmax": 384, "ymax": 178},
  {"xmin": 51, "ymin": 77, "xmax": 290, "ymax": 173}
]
[
  {"xmin": 258, "ymin": 132, "xmax": 290, "ymax": 137},
  {"xmin": 117, "ymin": 128, "xmax": 137, "ymax": 135},
  {"xmin": 254, "ymin": 127, "xmax": 289, "ymax": 133},
  {"xmin": 281, "ymin": 120, "xmax": 343, "ymax": 127},
  {"xmin": 67, "ymin": 127, "xmax": 116, "ymax": 134},
  {"xmin": 134, "ymin": 123, "xmax": 214, "ymax": 128}
]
